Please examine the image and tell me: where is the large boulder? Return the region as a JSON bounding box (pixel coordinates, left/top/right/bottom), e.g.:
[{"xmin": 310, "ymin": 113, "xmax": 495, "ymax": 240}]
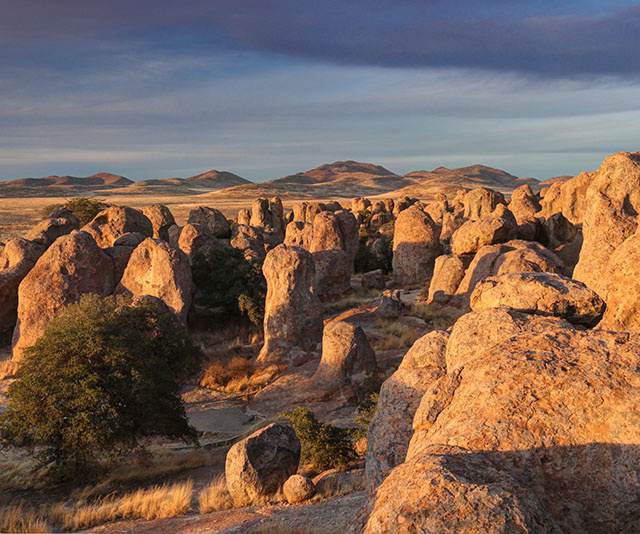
[
  {"xmin": 574, "ymin": 151, "xmax": 640, "ymax": 297},
  {"xmin": 284, "ymin": 221, "xmax": 314, "ymax": 249},
  {"xmin": 187, "ymin": 206, "xmax": 230, "ymax": 238},
  {"xmin": 0, "ymin": 238, "xmax": 46, "ymax": 339},
  {"xmin": 257, "ymin": 245, "xmax": 323, "ymax": 365},
  {"xmin": 453, "ymin": 240, "xmax": 564, "ymax": 308},
  {"xmin": 250, "ymin": 197, "xmax": 272, "ymax": 229},
  {"xmin": 142, "ymin": 204, "xmax": 176, "ymax": 241},
  {"xmin": 12, "ymin": 231, "xmax": 115, "ymax": 359},
  {"xmin": 310, "ymin": 321, "xmax": 379, "ymax": 399},
  {"xmin": 115, "ymin": 238, "xmax": 192, "ymax": 323},
  {"xmin": 450, "ymin": 204, "xmax": 517, "ymax": 256},
  {"xmin": 355, "ymin": 308, "xmax": 640, "ymax": 533},
  {"xmin": 283, "ymin": 474, "xmax": 315, "ymax": 504},
  {"xmin": 333, "ymin": 210, "xmax": 359, "ymax": 266},
  {"xmin": 178, "ymin": 223, "xmax": 225, "ymax": 262},
  {"xmin": 361, "ymin": 269, "xmax": 385, "ymax": 291},
  {"xmin": 392, "ymin": 206, "xmax": 441, "ymax": 284},
  {"xmin": 463, "ymin": 187, "xmax": 505, "ymax": 219},
  {"xmin": 312, "ymin": 249, "xmax": 352, "ymax": 300},
  {"xmin": 470, "ymin": 272, "xmax": 605, "ymax": 327},
  {"xmin": 507, "ymin": 184, "xmax": 541, "ymax": 221},
  {"xmin": 310, "ymin": 211, "xmax": 343, "ymax": 252},
  {"xmin": 230, "ymin": 224, "xmax": 267, "ymax": 262},
  {"xmin": 24, "ymin": 215, "xmax": 79, "ymax": 248},
  {"xmin": 225, "ymin": 423, "xmax": 301, "ymax": 507},
  {"xmin": 427, "ymin": 255, "xmax": 469, "ymax": 305},
  {"xmin": 365, "ymin": 331, "xmax": 448, "ymax": 493},
  {"xmin": 82, "ymin": 206, "xmax": 153, "ymax": 247},
  {"xmin": 539, "ymin": 171, "xmax": 593, "ymax": 224}
]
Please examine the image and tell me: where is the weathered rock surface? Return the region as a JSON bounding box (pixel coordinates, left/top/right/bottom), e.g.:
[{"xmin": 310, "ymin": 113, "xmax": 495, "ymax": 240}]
[
  {"xmin": 82, "ymin": 206, "xmax": 153, "ymax": 247},
  {"xmin": 365, "ymin": 331, "xmax": 448, "ymax": 493},
  {"xmin": 539, "ymin": 171, "xmax": 593, "ymax": 224},
  {"xmin": 450, "ymin": 204, "xmax": 517, "ymax": 256},
  {"xmin": 258, "ymin": 245, "xmax": 323, "ymax": 365},
  {"xmin": 230, "ymin": 224, "xmax": 267, "ymax": 261},
  {"xmin": 574, "ymin": 151, "xmax": 640, "ymax": 296},
  {"xmin": 178, "ymin": 223, "xmax": 224, "ymax": 261},
  {"xmin": 312, "ymin": 249, "xmax": 352, "ymax": 300},
  {"xmin": 463, "ymin": 187, "xmax": 505, "ymax": 219},
  {"xmin": 187, "ymin": 206, "xmax": 230, "ymax": 238},
  {"xmin": 24, "ymin": 215, "xmax": 79, "ymax": 247},
  {"xmin": 142, "ymin": 204, "xmax": 176, "ymax": 241},
  {"xmin": 310, "ymin": 321, "xmax": 378, "ymax": 399},
  {"xmin": 284, "ymin": 221, "xmax": 314, "ymax": 249},
  {"xmin": 112, "ymin": 232, "xmax": 146, "ymax": 248},
  {"xmin": 540, "ymin": 212, "xmax": 578, "ymax": 251},
  {"xmin": 375, "ymin": 289, "xmax": 405, "ymax": 318},
  {"xmin": 225, "ymin": 423, "xmax": 301, "ymax": 507},
  {"xmin": 361, "ymin": 269, "xmax": 385, "ymax": 291},
  {"xmin": 237, "ymin": 208, "xmax": 251, "ymax": 226},
  {"xmin": 283, "ymin": 474, "xmax": 315, "ymax": 504},
  {"xmin": 356, "ymin": 308, "xmax": 640, "ymax": 533},
  {"xmin": 392, "ymin": 206, "xmax": 441, "ymax": 284},
  {"xmin": 454, "ymin": 240, "xmax": 564, "ymax": 308},
  {"xmin": 507, "ymin": 184, "xmax": 541, "ymax": 221},
  {"xmin": 470, "ymin": 272, "xmax": 605, "ymax": 327},
  {"xmin": 115, "ymin": 238, "xmax": 192, "ymax": 322},
  {"xmin": 310, "ymin": 211, "xmax": 343, "ymax": 252},
  {"xmin": 12, "ymin": 231, "xmax": 115, "ymax": 358},
  {"xmin": 428, "ymin": 255, "xmax": 468, "ymax": 304},
  {"xmin": 439, "ymin": 211, "xmax": 462, "ymax": 241}
]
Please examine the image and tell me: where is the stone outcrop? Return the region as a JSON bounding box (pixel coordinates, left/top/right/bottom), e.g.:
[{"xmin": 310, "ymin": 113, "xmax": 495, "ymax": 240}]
[
  {"xmin": 310, "ymin": 211, "xmax": 343, "ymax": 252},
  {"xmin": 12, "ymin": 231, "xmax": 115, "ymax": 359},
  {"xmin": 375, "ymin": 289, "xmax": 405, "ymax": 318},
  {"xmin": 82, "ymin": 206, "xmax": 153, "ymax": 248},
  {"xmin": 574, "ymin": 151, "xmax": 640, "ymax": 296},
  {"xmin": 454, "ymin": 240, "xmax": 564, "ymax": 308},
  {"xmin": 312, "ymin": 249, "xmax": 352, "ymax": 300},
  {"xmin": 225, "ymin": 423, "xmax": 301, "ymax": 507},
  {"xmin": 257, "ymin": 245, "xmax": 323, "ymax": 365},
  {"xmin": 507, "ymin": 184, "xmax": 540, "ymax": 221},
  {"xmin": 178, "ymin": 223, "xmax": 224, "ymax": 261},
  {"xmin": 142, "ymin": 204, "xmax": 176, "ymax": 241},
  {"xmin": 187, "ymin": 206, "xmax": 230, "ymax": 238},
  {"xmin": 115, "ymin": 238, "xmax": 192, "ymax": 323},
  {"xmin": 112, "ymin": 232, "xmax": 145, "ymax": 248},
  {"xmin": 539, "ymin": 171, "xmax": 592, "ymax": 224},
  {"xmin": 361, "ymin": 269, "xmax": 385, "ymax": 291},
  {"xmin": 392, "ymin": 206, "xmax": 441, "ymax": 284},
  {"xmin": 427, "ymin": 255, "xmax": 468, "ymax": 305},
  {"xmin": 356, "ymin": 306, "xmax": 640, "ymax": 533},
  {"xmin": 230, "ymin": 224, "xmax": 267, "ymax": 261},
  {"xmin": 463, "ymin": 187, "xmax": 505, "ymax": 219},
  {"xmin": 450, "ymin": 204, "xmax": 517, "ymax": 256},
  {"xmin": 24, "ymin": 214, "xmax": 79, "ymax": 248},
  {"xmin": 283, "ymin": 474, "xmax": 315, "ymax": 504},
  {"xmin": 237, "ymin": 208, "xmax": 251, "ymax": 226},
  {"xmin": 284, "ymin": 221, "xmax": 313, "ymax": 249},
  {"xmin": 365, "ymin": 331, "xmax": 448, "ymax": 493},
  {"xmin": 470, "ymin": 272, "xmax": 605, "ymax": 327},
  {"xmin": 310, "ymin": 321, "xmax": 378, "ymax": 399}
]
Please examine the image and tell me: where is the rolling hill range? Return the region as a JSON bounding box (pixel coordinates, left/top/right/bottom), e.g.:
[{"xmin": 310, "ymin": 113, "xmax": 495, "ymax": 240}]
[
  {"xmin": 0, "ymin": 170, "xmax": 251, "ymax": 198},
  {"xmin": 201, "ymin": 161, "xmax": 543, "ymax": 202}
]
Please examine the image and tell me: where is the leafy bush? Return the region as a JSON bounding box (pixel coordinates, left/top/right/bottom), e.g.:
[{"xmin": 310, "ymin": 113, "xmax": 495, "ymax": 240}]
[
  {"xmin": 353, "ymin": 377, "xmax": 384, "ymax": 438},
  {"xmin": 0, "ymin": 294, "xmax": 202, "ymax": 480},
  {"xmin": 354, "ymin": 234, "xmax": 393, "ymax": 274},
  {"xmin": 42, "ymin": 197, "xmax": 111, "ymax": 226},
  {"xmin": 279, "ymin": 407, "xmax": 357, "ymax": 472},
  {"xmin": 191, "ymin": 248, "xmax": 266, "ymax": 327}
]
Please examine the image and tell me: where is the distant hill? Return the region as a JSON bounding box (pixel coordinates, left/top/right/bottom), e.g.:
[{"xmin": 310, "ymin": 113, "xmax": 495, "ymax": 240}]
[{"xmin": 0, "ymin": 170, "xmax": 250, "ymax": 197}]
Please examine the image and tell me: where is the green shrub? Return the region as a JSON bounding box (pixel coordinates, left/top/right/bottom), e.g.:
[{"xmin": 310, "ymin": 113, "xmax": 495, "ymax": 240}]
[
  {"xmin": 353, "ymin": 377, "xmax": 384, "ymax": 438},
  {"xmin": 191, "ymin": 248, "xmax": 266, "ymax": 327},
  {"xmin": 278, "ymin": 407, "xmax": 357, "ymax": 472},
  {"xmin": 42, "ymin": 197, "xmax": 111, "ymax": 226},
  {"xmin": 0, "ymin": 294, "xmax": 202, "ymax": 480},
  {"xmin": 354, "ymin": 234, "xmax": 393, "ymax": 274}
]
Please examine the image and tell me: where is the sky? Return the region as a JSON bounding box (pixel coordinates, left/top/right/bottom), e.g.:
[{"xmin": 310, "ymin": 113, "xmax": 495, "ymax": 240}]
[{"xmin": 1, "ymin": 0, "xmax": 639, "ymax": 182}]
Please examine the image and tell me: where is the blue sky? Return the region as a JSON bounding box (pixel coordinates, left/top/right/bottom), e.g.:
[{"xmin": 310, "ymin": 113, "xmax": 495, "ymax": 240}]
[{"xmin": 1, "ymin": 0, "xmax": 639, "ymax": 181}]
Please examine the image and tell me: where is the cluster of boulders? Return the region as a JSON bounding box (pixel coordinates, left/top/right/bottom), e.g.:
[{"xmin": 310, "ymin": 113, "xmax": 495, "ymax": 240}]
[{"xmin": 347, "ymin": 151, "xmax": 640, "ymax": 533}]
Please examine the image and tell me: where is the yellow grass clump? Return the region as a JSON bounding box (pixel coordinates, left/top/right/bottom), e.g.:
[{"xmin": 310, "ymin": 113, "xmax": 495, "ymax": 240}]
[
  {"xmin": 0, "ymin": 501, "xmax": 50, "ymax": 533},
  {"xmin": 199, "ymin": 356, "xmax": 280, "ymax": 393},
  {"xmin": 0, "ymin": 358, "xmax": 20, "ymax": 380},
  {"xmin": 198, "ymin": 474, "xmax": 234, "ymax": 513},
  {"xmin": 410, "ymin": 302, "xmax": 463, "ymax": 331},
  {"xmin": 372, "ymin": 319, "xmax": 423, "ymax": 351}
]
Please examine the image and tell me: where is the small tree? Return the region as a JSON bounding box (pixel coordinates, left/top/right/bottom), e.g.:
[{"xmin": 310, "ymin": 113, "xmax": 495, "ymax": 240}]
[
  {"xmin": 191, "ymin": 248, "xmax": 267, "ymax": 327},
  {"xmin": 0, "ymin": 294, "xmax": 202, "ymax": 480},
  {"xmin": 42, "ymin": 197, "xmax": 111, "ymax": 226},
  {"xmin": 279, "ymin": 407, "xmax": 356, "ymax": 472}
]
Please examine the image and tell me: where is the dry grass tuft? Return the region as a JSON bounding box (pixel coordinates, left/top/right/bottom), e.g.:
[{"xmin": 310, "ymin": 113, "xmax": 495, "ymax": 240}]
[
  {"xmin": 323, "ymin": 290, "xmax": 382, "ymax": 316},
  {"xmin": 0, "ymin": 358, "xmax": 20, "ymax": 380},
  {"xmin": 50, "ymin": 479, "xmax": 194, "ymax": 531},
  {"xmin": 410, "ymin": 302, "xmax": 463, "ymax": 330},
  {"xmin": 198, "ymin": 474, "xmax": 234, "ymax": 513},
  {"xmin": 372, "ymin": 319, "xmax": 423, "ymax": 351},
  {"xmin": 0, "ymin": 501, "xmax": 50, "ymax": 533},
  {"xmin": 199, "ymin": 356, "xmax": 280, "ymax": 393}
]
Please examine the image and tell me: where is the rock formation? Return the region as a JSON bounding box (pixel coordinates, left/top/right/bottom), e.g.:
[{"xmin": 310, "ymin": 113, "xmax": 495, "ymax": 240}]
[
  {"xmin": 463, "ymin": 187, "xmax": 505, "ymax": 219},
  {"xmin": 450, "ymin": 204, "xmax": 517, "ymax": 256},
  {"xmin": 187, "ymin": 206, "xmax": 230, "ymax": 238},
  {"xmin": 428, "ymin": 255, "xmax": 469, "ymax": 305},
  {"xmin": 283, "ymin": 474, "xmax": 315, "ymax": 504},
  {"xmin": 225, "ymin": 423, "xmax": 301, "ymax": 507},
  {"xmin": 257, "ymin": 245, "xmax": 323, "ymax": 365},
  {"xmin": 178, "ymin": 223, "xmax": 224, "ymax": 261},
  {"xmin": 142, "ymin": 204, "xmax": 176, "ymax": 241},
  {"xmin": 82, "ymin": 206, "xmax": 153, "ymax": 247},
  {"xmin": 507, "ymin": 184, "xmax": 541, "ymax": 221}
]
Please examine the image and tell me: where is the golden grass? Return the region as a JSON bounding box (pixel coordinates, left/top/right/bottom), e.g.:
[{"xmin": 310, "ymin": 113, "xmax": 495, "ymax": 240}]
[
  {"xmin": 198, "ymin": 474, "xmax": 234, "ymax": 513},
  {"xmin": 410, "ymin": 302, "xmax": 464, "ymax": 330},
  {"xmin": 372, "ymin": 319, "xmax": 423, "ymax": 351},
  {"xmin": 0, "ymin": 501, "xmax": 50, "ymax": 533},
  {"xmin": 199, "ymin": 356, "xmax": 281, "ymax": 393},
  {"xmin": 323, "ymin": 290, "xmax": 382, "ymax": 316},
  {"xmin": 0, "ymin": 358, "xmax": 20, "ymax": 380},
  {"xmin": 48, "ymin": 479, "xmax": 194, "ymax": 531}
]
